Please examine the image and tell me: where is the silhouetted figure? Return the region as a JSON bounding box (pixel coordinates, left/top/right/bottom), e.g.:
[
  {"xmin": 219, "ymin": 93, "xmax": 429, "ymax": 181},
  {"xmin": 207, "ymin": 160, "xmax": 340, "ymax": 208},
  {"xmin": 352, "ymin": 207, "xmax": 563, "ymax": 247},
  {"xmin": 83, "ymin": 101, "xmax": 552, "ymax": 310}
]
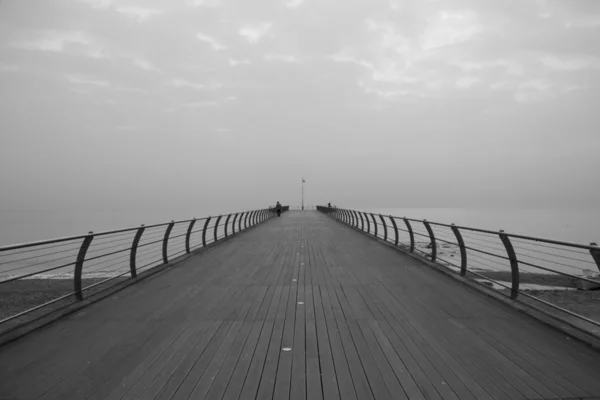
[
  {"xmin": 276, "ymin": 201, "xmax": 282, "ymax": 217},
  {"xmin": 328, "ymin": 202, "xmax": 331, "ymax": 208}
]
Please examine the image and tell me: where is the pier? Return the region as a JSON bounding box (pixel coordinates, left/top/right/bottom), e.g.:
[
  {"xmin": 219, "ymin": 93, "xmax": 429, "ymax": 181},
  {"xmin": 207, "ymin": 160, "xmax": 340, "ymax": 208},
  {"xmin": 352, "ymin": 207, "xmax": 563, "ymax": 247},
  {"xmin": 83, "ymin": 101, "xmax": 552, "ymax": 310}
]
[{"xmin": 1, "ymin": 209, "xmax": 600, "ymax": 399}]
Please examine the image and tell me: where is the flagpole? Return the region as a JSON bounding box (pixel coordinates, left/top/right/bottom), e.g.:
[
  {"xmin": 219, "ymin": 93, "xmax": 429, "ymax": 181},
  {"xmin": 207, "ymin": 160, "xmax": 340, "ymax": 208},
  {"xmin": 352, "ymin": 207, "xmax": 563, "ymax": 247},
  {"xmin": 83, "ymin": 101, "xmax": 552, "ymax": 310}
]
[{"xmin": 301, "ymin": 178, "xmax": 304, "ymax": 211}]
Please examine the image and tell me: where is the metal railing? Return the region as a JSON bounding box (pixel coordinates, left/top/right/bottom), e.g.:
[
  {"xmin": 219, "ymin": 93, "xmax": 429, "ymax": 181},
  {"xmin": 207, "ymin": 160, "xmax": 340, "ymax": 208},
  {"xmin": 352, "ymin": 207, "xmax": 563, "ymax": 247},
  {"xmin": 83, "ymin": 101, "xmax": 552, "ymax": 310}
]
[
  {"xmin": 317, "ymin": 206, "xmax": 600, "ymax": 330},
  {"xmin": 0, "ymin": 207, "xmax": 285, "ymax": 333}
]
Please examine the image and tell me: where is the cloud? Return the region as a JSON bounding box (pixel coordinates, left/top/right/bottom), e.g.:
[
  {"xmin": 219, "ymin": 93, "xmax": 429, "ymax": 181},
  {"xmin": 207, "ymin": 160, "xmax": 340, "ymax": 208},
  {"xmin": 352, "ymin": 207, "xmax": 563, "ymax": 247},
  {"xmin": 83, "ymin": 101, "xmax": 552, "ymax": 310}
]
[
  {"xmin": 169, "ymin": 96, "xmax": 237, "ymax": 110},
  {"xmin": 329, "ymin": 50, "xmax": 373, "ymax": 70},
  {"xmin": 456, "ymin": 77, "xmax": 479, "ymax": 88},
  {"xmin": 66, "ymin": 74, "xmax": 142, "ymax": 92},
  {"xmin": 452, "ymin": 59, "xmax": 524, "ymax": 76},
  {"xmin": 196, "ymin": 32, "xmax": 226, "ymax": 50},
  {"xmin": 420, "ymin": 10, "xmax": 484, "ymax": 51},
  {"xmin": 0, "ymin": 64, "xmax": 19, "ymax": 73},
  {"xmin": 67, "ymin": 74, "xmax": 111, "ymax": 87},
  {"xmin": 534, "ymin": 0, "xmax": 553, "ymax": 19},
  {"xmin": 211, "ymin": 127, "xmax": 230, "ymax": 132},
  {"xmin": 541, "ymin": 54, "xmax": 600, "ymax": 71},
  {"xmin": 116, "ymin": 7, "xmax": 161, "ymax": 23},
  {"xmin": 78, "ymin": 0, "xmax": 115, "ymax": 9},
  {"xmin": 264, "ymin": 54, "xmax": 299, "ymax": 63},
  {"xmin": 229, "ymin": 58, "xmax": 251, "ymax": 66},
  {"xmin": 169, "ymin": 78, "xmax": 222, "ymax": 90},
  {"xmin": 117, "ymin": 125, "xmax": 136, "ymax": 131},
  {"xmin": 187, "ymin": 0, "xmax": 220, "ymax": 7},
  {"xmin": 357, "ymin": 80, "xmax": 427, "ymax": 101},
  {"xmin": 239, "ymin": 23, "xmax": 272, "ymax": 44},
  {"xmin": 131, "ymin": 58, "xmax": 162, "ymax": 73},
  {"xmin": 565, "ymin": 15, "xmax": 600, "ymax": 29},
  {"xmin": 285, "ymin": 0, "xmax": 304, "ymax": 8},
  {"xmin": 10, "ymin": 30, "xmax": 110, "ymax": 60},
  {"xmin": 11, "ymin": 31, "xmax": 93, "ymax": 52},
  {"xmin": 514, "ymin": 79, "xmax": 580, "ymax": 103}
]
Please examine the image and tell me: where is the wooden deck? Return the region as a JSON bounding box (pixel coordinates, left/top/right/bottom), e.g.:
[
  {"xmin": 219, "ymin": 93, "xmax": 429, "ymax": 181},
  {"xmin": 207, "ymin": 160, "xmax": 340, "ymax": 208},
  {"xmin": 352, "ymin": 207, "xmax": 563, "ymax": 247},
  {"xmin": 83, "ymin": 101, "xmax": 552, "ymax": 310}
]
[{"xmin": 1, "ymin": 211, "xmax": 600, "ymax": 400}]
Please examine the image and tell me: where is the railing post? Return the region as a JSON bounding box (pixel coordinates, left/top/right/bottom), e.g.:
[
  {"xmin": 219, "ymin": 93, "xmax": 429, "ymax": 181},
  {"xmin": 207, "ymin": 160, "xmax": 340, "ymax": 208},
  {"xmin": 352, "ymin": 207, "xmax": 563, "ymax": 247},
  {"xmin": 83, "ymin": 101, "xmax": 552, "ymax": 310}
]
[
  {"xmin": 349, "ymin": 210, "xmax": 355, "ymax": 227},
  {"xmin": 590, "ymin": 243, "xmax": 600, "ymax": 272},
  {"xmin": 238, "ymin": 212, "xmax": 244, "ymax": 232},
  {"xmin": 202, "ymin": 217, "xmax": 211, "ymax": 247},
  {"xmin": 388, "ymin": 216, "xmax": 398, "ymax": 246},
  {"xmin": 352, "ymin": 211, "xmax": 360, "ymax": 229},
  {"xmin": 130, "ymin": 225, "xmax": 145, "ymax": 278},
  {"xmin": 250, "ymin": 210, "xmax": 256, "ymax": 226},
  {"xmin": 232, "ymin": 213, "xmax": 239, "ymax": 235},
  {"xmin": 359, "ymin": 212, "xmax": 365, "ymax": 231},
  {"xmin": 379, "ymin": 214, "xmax": 387, "ymax": 241},
  {"xmin": 499, "ymin": 230, "xmax": 519, "ymax": 299},
  {"xmin": 224, "ymin": 214, "xmax": 232, "ymax": 238},
  {"xmin": 403, "ymin": 218, "xmax": 415, "ymax": 252},
  {"xmin": 451, "ymin": 224, "xmax": 467, "ymax": 276},
  {"xmin": 244, "ymin": 211, "xmax": 250, "ymax": 229},
  {"xmin": 214, "ymin": 215, "xmax": 223, "ymax": 242},
  {"xmin": 364, "ymin": 212, "xmax": 370, "ymax": 234},
  {"xmin": 370, "ymin": 213, "xmax": 378, "ymax": 237},
  {"xmin": 185, "ymin": 218, "xmax": 196, "ymax": 254},
  {"xmin": 163, "ymin": 221, "xmax": 175, "ymax": 264},
  {"xmin": 342, "ymin": 209, "xmax": 348, "ymax": 224},
  {"xmin": 423, "ymin": 220, "xmax": 436, "ymax": 262},
  {"xmin": 74, "ymin": 232, "xmax": 94, "ymax": 301}
]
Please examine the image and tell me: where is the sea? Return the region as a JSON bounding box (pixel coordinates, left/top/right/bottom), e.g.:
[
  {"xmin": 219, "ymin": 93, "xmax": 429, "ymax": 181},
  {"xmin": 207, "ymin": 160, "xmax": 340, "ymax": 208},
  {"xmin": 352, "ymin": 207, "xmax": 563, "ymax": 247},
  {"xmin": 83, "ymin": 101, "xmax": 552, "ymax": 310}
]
[
  {"xmin": 1, "ymin": 206, "xmax": 598, "ymax": 246},
  {"xmin": 0, "ymin": 206, "xmax": 598, "ymax": 284}
]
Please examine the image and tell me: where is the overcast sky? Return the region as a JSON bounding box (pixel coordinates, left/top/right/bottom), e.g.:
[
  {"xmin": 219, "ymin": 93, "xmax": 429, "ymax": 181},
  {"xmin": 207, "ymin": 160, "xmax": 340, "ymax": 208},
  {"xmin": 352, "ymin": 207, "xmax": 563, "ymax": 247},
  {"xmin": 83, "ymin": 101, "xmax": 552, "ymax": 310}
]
[{"xmin": 1, "ymin": 0, "xmax": 599, "ymax": 213}]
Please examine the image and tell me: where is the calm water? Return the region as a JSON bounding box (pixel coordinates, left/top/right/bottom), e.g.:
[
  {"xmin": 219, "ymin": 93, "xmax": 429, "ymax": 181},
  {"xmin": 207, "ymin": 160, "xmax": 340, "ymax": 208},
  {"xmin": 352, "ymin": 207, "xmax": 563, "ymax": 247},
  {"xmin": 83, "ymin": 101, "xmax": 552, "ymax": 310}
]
[
  {"xmin": 0, "ymin": 206, "xmax": 598, "ymax": 280},
  {"xmin": 365, "ymin": 207, "xmax": 600, "ymax": 245},
  {"xmin": 0, "ymin": 206, "xmax": 598, "ymax": 246}
]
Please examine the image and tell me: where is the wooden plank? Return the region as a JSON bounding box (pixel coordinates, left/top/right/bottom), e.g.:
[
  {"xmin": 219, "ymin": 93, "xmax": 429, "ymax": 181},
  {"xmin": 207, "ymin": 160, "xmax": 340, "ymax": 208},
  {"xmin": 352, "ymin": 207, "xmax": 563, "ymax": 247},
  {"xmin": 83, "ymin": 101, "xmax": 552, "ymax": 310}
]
[
  {"xmin": 87, "ymin": 285, "xmax": 239, "ymax": 400},
  {"xmin": 316, "ymin": 282, "xmax": 357, "ymax": 400},
  {"xmin": 360, "ymin": 284, "xmax": 516, "ymax": 400},
  {"xmin": 151, "ymin": 286, "xmax": 254, "ymax": 400},
  {"xmin": 209, "ymin": 253, "xmax": 288, "ymax": 400},
  {"xmin": 252, "ymin": 255, "xmax": 294, "ymax": 399},
  {"xmin": 187, "ymin": 285, "xmax": 270, "ymax": 399},
  {"xmin": 220, "ymin": 257, "xmax": 287, "ymax": 400},
  {"xmin": 380, "ymin": 280, "xmax": 572, "ymax": 397},
  {"xmin": 372, "ymin": 284, "xmax": 503, "ymax": 400},
  {"xmin": 272, "ymin": 261, "xmax": 299, "ymax": 400},
  {"xmin": 321, "ymin": 281, "xmax": 374, "ymax": 400},
  {"xmin": 339, "ymin": 285, "xmax": 410, "ymax": 400},
  {"xmin": 290, "ymin": 259, "xmax": 306, "ymax": 400},
  {"xmin": 168, "ymin": 286, "xmax": 258, "ymax": 399},
  {"xmin": 3, "ymin": 211, "xmax": 600, "ymax": 400},
  {"xmin": 358, "ymin": 284, "xmax": 460, "ymax": 400},
  {"xmin": 332, "ymin": 284, "xmax": 393, "ymax": 400}
]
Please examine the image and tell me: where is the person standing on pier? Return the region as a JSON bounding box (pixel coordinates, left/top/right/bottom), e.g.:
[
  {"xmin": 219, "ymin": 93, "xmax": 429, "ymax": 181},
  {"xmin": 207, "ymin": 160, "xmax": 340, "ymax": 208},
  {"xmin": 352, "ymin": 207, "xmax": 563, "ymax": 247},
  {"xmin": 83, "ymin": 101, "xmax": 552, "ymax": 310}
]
[{"xmin": 276, "ymin": 201, "xmax": 282, "ymax": 217}]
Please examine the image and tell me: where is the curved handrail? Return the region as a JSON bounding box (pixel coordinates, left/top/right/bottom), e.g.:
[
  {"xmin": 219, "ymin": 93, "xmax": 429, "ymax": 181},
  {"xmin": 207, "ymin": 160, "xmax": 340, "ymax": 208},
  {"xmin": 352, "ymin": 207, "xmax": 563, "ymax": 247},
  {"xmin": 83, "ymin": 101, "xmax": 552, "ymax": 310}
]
[
  {"xmin": 316, "ymin": 205, "xmax": 600, "ymax": 330},
  {"xmin": 0, "ymin": 205, "xmax": 289, "ymax": 332}
]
